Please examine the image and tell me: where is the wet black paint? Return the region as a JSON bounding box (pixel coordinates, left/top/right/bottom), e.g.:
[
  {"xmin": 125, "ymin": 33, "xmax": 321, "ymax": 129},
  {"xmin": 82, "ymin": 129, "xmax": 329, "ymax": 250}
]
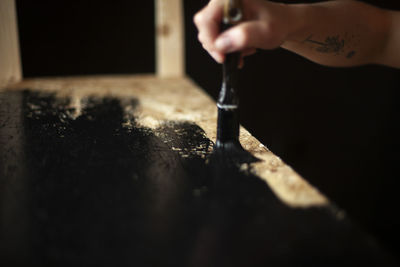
[{"xmin": 0, "ymin": 90, "xmax": 398, "ymax": 266}]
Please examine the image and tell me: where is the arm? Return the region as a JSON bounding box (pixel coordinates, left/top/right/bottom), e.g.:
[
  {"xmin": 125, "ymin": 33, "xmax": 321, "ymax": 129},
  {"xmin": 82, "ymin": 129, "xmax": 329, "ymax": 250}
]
[{"xmin": 194, "ymin": 0, "xmax": 400, "ymax": 68}]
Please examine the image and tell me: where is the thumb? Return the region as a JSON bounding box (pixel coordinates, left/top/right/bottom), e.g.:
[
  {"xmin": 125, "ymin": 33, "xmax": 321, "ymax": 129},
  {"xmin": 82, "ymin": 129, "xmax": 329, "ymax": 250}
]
[{"xmin": 214, "ymin": 21, "xmax": 277, "ymax": 53}]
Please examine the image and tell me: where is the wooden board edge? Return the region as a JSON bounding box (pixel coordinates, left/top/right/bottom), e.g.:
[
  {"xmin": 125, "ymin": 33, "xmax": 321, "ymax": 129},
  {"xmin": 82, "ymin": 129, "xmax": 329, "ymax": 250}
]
[{"xmin": 6, "ymin": 75, "xmax": 330, "ymax": 209}]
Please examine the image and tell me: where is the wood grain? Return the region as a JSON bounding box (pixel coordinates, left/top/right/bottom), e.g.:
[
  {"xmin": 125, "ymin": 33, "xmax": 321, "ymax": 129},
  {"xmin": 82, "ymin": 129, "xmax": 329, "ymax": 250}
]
[
  {"xmin": 0, "ymin": 0, "xmax": 22, "ymax": 89},
  {"xmin": 7, "ymin": 75, "xmax": 329, "ymax": 208},
  {"xmin": 156, "ymin": 0, "xmax": 185, "ymax": 78}
]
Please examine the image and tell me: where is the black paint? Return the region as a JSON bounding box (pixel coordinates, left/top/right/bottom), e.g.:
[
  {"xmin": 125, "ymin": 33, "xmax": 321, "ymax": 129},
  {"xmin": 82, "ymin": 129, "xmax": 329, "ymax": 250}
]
[{"xmin": 0, "ymin": 90, "xmax": 398, "ymax": 266}]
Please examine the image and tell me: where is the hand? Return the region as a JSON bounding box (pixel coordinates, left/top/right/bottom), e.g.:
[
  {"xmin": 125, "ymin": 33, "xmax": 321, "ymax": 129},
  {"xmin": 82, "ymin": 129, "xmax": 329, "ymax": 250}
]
[{"xmin": 194, "ymin": 0, "xmax": 292, "ymax": 65}]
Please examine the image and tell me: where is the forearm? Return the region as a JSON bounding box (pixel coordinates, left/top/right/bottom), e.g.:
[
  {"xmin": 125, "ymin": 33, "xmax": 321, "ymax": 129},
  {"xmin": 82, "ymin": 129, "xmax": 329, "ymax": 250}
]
[{"xmin": 282, "ymin": 1, "xmax": 393, "ymax": 67}]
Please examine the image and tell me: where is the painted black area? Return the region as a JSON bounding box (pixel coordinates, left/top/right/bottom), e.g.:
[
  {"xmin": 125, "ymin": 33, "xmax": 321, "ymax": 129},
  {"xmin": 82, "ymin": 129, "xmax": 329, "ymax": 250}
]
[{"xmin": 0, "ymin": 90, "xmax": 398, "ymax": 266}]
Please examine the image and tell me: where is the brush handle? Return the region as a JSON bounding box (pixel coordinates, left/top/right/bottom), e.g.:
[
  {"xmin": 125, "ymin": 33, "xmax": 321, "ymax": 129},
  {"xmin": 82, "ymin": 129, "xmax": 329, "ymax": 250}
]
[
  {"xmin": 215, "ymin": 0, "xmax": 242, "ymax": 149},
  {"xmin": 221, "ymin": 0, "xmax": 242, "ymax": 77},
  {"xmin": 217, "ymin": 0, "xmax": 242, "ymax": 107}
]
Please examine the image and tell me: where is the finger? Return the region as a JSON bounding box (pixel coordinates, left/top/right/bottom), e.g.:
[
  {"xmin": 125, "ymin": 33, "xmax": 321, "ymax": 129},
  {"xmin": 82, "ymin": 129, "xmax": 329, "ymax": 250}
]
[
  {"xmin": 194, "ymin": 0, "xmax": 224, "ymax": 50},
  {"xmin": 242, "ymin": 48, "xmax": 257, "ymax": 57},
  {"xmin": 214, "ymin": 21, "xmax": 269, "ymax": 53},
  {"xmin": 238, "ymin": 57, "xmax": 244, "ymax": 69},
  {"xmin": 202, "ymin": 43, "xmax": 224, "ymax": 63},
  {"xmin": 238, "ymin": 49, "xmax": 256, "ymax": 68},
  {"xmin": 209, "ymin": 50, "xmax": 225, "ymax": 64}
]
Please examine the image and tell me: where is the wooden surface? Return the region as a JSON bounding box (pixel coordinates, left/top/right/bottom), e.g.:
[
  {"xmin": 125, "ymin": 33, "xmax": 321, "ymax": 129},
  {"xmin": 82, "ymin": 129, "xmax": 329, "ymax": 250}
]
[
  {"xmin": 156, "ymin": 0, "xmax": 185, "ymax": 78},
  {"xmin": 3, "ymin": 1, "xmax": 396, "ymax": 264},
  {"xmin": 1, "ymin": 75, "xmax": 397, "ymax": 266},
  {"xmin": 8, "ymin": 75, "xmax": 328, "ymax": 208},
  {"xmin": 0, "ymin": 0, "xmax": 22, "ymax": 88}
]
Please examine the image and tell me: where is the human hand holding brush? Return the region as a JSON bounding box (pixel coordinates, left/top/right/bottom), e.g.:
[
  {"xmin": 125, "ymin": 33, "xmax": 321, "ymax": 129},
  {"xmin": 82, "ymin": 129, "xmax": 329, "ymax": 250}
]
[{"xmin": 194, "ymin": 0, "xmax": 400, "ymax": 68}]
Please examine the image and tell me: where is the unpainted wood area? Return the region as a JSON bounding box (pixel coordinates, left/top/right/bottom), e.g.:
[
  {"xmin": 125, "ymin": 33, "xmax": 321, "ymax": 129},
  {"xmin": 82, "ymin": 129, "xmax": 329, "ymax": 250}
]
[
  {"xmin": 0, "ymin": 76, "xmax": 397, "ymax": 266},
  {"xmin": 0, "ymin": 0, "xmax": 22, "ymax": 88},
  {"xmin": 156, "ymin": 0, "xmax": 185, "ymax": 77}
]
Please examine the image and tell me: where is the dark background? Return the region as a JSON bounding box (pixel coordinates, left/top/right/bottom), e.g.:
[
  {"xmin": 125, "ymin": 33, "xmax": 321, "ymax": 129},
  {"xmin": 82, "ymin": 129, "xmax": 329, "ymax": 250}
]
[{"xmin": 16, "ymin": 0, "xmax": 400, "ymax": 256}]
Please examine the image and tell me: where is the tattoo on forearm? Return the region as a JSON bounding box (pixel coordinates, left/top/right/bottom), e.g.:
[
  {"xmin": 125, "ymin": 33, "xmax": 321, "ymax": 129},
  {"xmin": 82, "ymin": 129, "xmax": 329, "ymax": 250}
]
[
  {"xmin": 346, "ymin": 50, "xmax": 356, "ymax": 58},
  {"xmin": 304, "ymin": 34, "xmax": 356, "ymax": 59}
]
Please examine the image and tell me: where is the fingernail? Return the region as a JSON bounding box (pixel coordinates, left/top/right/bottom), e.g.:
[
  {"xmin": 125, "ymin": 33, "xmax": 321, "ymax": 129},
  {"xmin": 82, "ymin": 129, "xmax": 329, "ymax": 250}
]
[
  {"xmin": 215, "ymin": 35, "xmax": 232, "ymax": 52},
  {"xmin": 210, "ymin": 51, "xmax": 223, "ymax": 63}
]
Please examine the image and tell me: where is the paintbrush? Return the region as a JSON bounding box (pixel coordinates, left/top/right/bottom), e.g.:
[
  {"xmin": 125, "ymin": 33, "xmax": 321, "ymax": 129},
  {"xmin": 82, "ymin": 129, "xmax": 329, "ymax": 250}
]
[{"xmin": 215, "ymin": 0, "xmax": 243, "ymax": 150}]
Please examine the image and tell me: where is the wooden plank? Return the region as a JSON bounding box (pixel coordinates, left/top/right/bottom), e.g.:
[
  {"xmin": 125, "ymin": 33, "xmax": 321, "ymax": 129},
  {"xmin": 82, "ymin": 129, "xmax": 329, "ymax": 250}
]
[
  {"xmin": 0, "ymin": 0, "xmax": 22, "ymax": 89},
  {"xmin": 155, "ymin": 0, "xmax": 185, "ymax": 78},
  {"xmin": 7, "ymin": 75, "xmax": 328, "ymax": 208},
  {"xmin": 1, "ymin": 75, "xmax": 397, "ymax": 265}
]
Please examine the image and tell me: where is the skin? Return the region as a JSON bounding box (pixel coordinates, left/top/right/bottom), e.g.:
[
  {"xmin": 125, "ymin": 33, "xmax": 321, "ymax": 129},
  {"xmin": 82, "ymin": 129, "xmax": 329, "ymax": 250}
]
[{"xmin": 194, "ymin": 0, "xmax": 400, "ymax": 68}]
